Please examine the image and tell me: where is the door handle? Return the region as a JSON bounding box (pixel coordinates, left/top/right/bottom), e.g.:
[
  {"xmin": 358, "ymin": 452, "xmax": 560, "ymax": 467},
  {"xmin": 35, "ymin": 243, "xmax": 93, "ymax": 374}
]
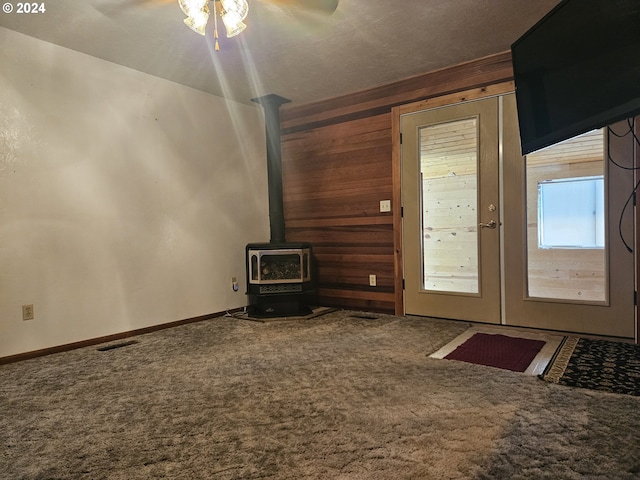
[{"xmin": 479, "ymin": 219, "xmax": 497, "ymax": 229}]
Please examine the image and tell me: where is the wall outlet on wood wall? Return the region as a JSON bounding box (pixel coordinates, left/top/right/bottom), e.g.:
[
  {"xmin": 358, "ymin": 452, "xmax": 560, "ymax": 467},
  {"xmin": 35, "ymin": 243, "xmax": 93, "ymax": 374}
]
[{"xmin": 379, "ymin": 200, "xmax": 391, "ymax": 212}]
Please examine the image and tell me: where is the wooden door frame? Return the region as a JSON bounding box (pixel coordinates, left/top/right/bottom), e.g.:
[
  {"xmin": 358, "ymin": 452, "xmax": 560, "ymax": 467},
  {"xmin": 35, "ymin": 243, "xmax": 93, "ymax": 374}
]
[{"xmin": 391, "ymin": 82, "xmax": 515, "ymax": 315}]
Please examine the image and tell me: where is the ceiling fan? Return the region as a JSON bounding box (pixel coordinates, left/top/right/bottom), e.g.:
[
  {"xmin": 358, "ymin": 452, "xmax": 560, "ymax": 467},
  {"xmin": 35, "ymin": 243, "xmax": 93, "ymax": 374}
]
[{"xmin": 177, "ymin": 0, "xmax": 339, "ymax": 50}]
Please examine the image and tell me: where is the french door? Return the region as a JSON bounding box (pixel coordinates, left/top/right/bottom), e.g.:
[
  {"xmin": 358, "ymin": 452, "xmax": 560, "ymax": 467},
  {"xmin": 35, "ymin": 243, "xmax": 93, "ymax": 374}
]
[
  {"xmin": 400, "ymin": 90, "xmax": 635, "ymax": 338},
  {"xmin": 402, "ymin": 96, "xmax": 501, "ymax": 324}
]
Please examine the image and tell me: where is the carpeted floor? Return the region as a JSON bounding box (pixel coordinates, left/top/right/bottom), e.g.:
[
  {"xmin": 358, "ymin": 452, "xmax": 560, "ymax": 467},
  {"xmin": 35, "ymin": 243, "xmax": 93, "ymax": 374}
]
[{"xmin": 1, "ymin": 309, "xmax": 640, "ymax": 479}]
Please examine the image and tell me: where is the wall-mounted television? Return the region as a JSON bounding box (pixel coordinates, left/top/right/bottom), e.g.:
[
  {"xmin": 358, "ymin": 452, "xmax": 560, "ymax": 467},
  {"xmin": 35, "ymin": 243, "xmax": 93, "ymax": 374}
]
[{"xmin": 511, "ymin": 0, "xmax": 640, "ymax": 155}]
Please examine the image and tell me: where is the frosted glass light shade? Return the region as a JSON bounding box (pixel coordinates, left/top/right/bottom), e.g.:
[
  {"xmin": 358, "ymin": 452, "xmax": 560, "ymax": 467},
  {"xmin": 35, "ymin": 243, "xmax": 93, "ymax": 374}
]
[
  {"xmin": 220, "ymin": 0, "xmax": 248, "ymax": 21},
  {"xmin": 184, "ymin": 14, "xmax": 209, "ymax": 35},
  {"xmin": 178, "ymin": 0, "xmax": 208, "ymax": 17},
  {"xmin": 221, "ymin": 16, "xmax": 246, "ymax": 37}
]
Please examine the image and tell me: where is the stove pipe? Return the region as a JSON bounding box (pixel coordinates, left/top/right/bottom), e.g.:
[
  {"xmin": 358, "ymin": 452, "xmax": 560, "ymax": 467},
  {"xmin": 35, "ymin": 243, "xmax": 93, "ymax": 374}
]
[{"xmin": 251, "ymin": 94, "xmax": 291, "ymax": 244}]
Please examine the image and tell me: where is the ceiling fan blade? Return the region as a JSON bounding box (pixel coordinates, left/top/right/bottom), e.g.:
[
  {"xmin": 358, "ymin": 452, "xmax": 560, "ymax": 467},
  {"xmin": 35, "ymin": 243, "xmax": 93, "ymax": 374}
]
[{"xmin": 259, "ymin": 0, "xmax": 339, "ymax": 14}]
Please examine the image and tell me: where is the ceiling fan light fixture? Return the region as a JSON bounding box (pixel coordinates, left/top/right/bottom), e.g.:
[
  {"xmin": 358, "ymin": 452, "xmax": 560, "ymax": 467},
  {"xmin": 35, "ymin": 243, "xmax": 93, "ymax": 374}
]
[{"xmin": 178, "ymin": 0, "xmax": 251, "ymax": 47}]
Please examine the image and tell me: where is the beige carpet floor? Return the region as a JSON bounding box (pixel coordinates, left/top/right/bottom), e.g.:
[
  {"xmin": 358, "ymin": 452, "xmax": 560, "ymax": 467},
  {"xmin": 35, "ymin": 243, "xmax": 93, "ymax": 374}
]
[{"xmin": 1, "ymin": 309, "xmax": 639, "ymax": 479}]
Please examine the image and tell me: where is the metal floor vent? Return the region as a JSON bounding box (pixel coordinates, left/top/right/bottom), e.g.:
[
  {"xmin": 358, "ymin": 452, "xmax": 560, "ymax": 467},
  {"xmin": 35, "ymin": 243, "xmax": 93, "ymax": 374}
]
[{"xmin": 97, "ymin": 340, "xmax": 139, "ymax": 352}]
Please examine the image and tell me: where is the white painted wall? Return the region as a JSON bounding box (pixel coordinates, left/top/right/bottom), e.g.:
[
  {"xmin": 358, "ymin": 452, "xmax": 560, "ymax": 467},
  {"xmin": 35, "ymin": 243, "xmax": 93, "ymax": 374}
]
[{"xmin": 0, "ymin": 28, "xmax": 270, "ymax": 358}]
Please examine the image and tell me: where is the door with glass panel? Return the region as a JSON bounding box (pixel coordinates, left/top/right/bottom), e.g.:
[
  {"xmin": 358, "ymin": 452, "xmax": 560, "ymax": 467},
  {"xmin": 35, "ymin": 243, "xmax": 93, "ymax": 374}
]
[
  {"xmin": 502, "ymin": 94, "xmax": 634, "ymax": 338},
  {"xmin": 401, "ymin": 93, "xmax": 635, "ymax": 338},
  {"xmin": 401, "ymin": 97, "xmax": 501, "ymax": 323}
]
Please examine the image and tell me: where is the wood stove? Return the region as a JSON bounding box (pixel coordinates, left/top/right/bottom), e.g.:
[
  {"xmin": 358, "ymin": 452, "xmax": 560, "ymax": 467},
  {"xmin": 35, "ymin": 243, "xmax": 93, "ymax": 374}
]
[
  {"xmin": 246, "ymin": 242, "xmax": 314, "ymax": 317},
  {"xmin": 246, "ymin": 94, "xmax": 315, "ymax": 317}
]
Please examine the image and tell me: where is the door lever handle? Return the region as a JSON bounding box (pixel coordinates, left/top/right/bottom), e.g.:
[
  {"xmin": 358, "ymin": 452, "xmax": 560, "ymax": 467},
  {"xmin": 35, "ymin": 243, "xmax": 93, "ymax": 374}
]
[{"xmin": 479, "ymin": 220, "xmax": 497, "ymax": 229}]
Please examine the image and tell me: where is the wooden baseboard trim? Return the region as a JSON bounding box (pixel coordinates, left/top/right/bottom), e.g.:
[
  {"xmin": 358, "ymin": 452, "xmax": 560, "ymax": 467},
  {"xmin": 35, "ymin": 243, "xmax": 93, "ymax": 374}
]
[{"xmin": 0, "ymin": 307, "xmax": 245, "ymax": 366}]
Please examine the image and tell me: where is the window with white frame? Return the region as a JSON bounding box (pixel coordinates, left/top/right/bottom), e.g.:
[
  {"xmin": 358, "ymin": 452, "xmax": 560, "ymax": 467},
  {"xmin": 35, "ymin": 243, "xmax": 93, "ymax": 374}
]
[{"xmin": 538, "ymin": 176, "xmax": 605, "ymax": 249}]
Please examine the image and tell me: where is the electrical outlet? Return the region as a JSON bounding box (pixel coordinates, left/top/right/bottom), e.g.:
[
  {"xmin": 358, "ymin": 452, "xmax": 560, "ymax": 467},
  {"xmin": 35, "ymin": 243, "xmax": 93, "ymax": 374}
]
[
  {"xmin": 379, "ymin": 200, "xmax": 391, "ymax": 212},
  {"xmin": 369, "ymin": 274, "xmax": 377, "ymax": 287},
  {"xmin": 22, "ymin": 304, "xmax": 34, "ymax": 321}
]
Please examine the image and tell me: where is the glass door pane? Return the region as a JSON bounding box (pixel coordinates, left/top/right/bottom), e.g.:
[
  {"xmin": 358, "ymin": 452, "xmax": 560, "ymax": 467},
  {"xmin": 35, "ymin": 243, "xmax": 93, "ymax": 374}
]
[
  {"xmin": 525, "ymin": 129, "xmax": 606, "ymax": 302},
  {"xmin": 420, "ymin": 118, "xmax": 479, "ymax": 293}
]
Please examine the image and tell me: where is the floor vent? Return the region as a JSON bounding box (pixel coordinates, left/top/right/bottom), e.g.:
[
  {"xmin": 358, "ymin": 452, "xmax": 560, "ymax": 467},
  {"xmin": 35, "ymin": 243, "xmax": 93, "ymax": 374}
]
[{"xmin": 97, "ymin": 340, "xmax": 139, "ymax": 352}]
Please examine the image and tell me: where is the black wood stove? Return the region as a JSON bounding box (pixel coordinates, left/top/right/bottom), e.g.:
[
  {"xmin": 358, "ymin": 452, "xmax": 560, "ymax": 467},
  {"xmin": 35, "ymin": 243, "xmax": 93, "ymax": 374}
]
[
  {"xmin": 245, "ymin": 242, "xmax": 314, "ymax": 317},
  {"xmin": 246, "ymin": 94, "xmax": 315, "ymax": 317}
]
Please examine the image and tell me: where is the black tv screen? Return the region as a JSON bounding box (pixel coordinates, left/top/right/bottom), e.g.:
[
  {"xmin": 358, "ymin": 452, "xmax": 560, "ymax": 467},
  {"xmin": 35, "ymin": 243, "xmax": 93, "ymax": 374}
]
[{"xmin": 511, "ymin": 0, "xmax": 640, "ymax": 155}]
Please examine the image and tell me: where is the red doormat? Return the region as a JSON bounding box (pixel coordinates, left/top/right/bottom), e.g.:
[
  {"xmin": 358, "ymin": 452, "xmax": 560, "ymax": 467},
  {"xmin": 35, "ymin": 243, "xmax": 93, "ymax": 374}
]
[{"xmin": 444, "ymin": 333, "xmax": 546, "ymax": 372}]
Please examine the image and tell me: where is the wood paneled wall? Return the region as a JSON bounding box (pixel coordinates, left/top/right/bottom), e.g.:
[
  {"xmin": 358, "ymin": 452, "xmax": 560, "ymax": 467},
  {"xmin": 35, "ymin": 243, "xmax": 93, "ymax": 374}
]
[{"xmin": 280, "ymin": 52, "xmax": 514, "ymax": 313}]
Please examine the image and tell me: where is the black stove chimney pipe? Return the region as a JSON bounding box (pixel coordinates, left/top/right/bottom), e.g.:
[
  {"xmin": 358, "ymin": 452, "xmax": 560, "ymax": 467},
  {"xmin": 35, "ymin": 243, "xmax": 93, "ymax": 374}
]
[{"xmin": 251, "ymin": 94, "xmax": 291, "ymax": 244}]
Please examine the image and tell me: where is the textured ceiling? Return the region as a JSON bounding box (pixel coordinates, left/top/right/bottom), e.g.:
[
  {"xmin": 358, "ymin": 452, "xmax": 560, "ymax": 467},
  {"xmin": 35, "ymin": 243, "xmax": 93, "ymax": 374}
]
[{"xmin": 0, "ymin": 0, "xmax": 560, "ymax": 106}]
